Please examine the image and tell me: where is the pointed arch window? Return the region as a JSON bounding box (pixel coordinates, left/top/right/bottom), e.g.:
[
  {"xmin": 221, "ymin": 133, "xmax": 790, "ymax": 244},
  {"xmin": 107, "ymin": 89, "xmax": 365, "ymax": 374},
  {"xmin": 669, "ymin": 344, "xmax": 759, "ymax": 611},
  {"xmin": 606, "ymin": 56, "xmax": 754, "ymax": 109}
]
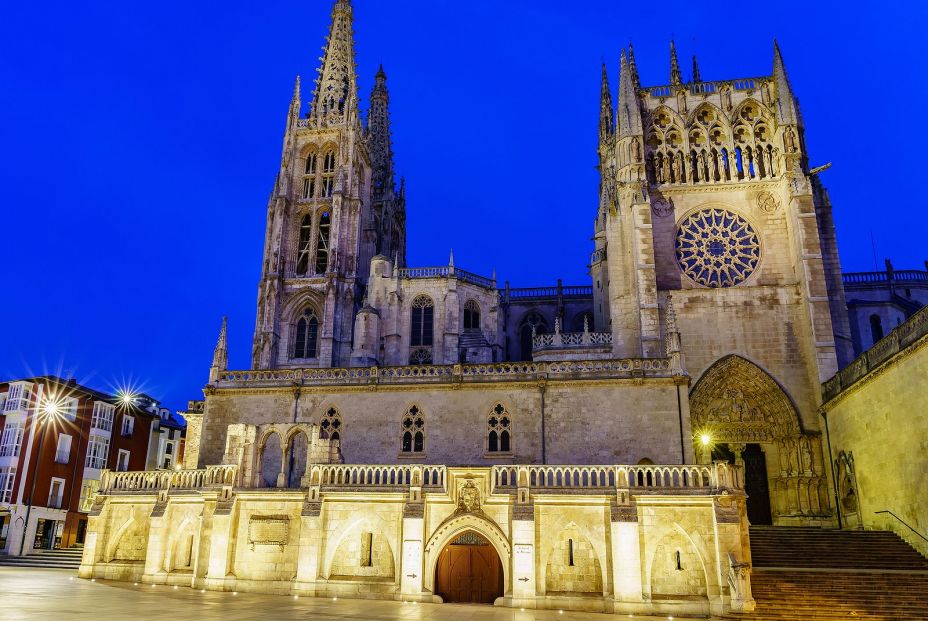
[
  {"xmin": 293, "ymin": 308, "xmax": 320, "ymax": 359},
  {"xmin": 320, "ymin": 407, "xmax": 341, "ymax": 442},
  {"xmin": 410, "ymin": 295, "xmax": 434, "ymax": 364},
  {"xmin": 869, "ymin": 314, "xmax": 884, "ymax": 344},
  {"xmin": 302, "ymin": 153, "xmax": 318, "ymax": 199},
  {"xmin": 487, "ymin": 403, "xmax": 511, "ymax": 453},
  {"xmin": 401, "ymin": 405, "xmax": 425, "ymax": 454},
  {"xmin": 315, "ymin": 211, "xmax": 331, "ymax": 273},
  {"xmin": 463, "ymin": 299, "xmax": 481, "ymax": 331},
  {"xmin": 321, "ymin": 151, "xmax": 336, "ymax": 198},
  {"xmin": 296, "ymin": 214, "xmax": 312, "ymax": 275},
  {"xmin": 519, "ymin": 312, "xmax": 548, "ymax": 361}
]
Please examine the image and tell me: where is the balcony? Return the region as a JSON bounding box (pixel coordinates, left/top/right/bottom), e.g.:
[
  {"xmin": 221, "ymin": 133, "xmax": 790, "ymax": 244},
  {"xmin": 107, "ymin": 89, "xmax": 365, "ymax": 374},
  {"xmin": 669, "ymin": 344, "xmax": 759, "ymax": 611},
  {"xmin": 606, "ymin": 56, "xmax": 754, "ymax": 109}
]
[{"xmin": 531, "ymin": 318, "xmax": 613, "ymax": 361}]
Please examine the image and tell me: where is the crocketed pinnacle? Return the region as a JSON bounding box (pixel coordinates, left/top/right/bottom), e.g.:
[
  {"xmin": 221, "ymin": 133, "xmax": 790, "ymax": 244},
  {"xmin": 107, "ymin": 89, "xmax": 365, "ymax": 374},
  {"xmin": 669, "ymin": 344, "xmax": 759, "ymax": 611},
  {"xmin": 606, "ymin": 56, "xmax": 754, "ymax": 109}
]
[
  {"xmin": 670, "ymin": 40, "xmax": 682, "ymax": 86},
  {"xmin": 599, "ymin": 63, "xmax": 614, "ymax": 140},
  {"xmin": 627, "ymin": 42, "xmax": 640, "ymax": 89},
  {"xmin": 368, "ymin": 65, "xmax": 395, "ymax": 201},
  {"xmin": 212, "ymin": 316, "xmax": 228, "ymax": 372},
  {"xmin": 692, "ymin": 55, "xmax": 701, "ymax": 83},
  {"xmin": 310, "ymin": 0, "xmax": 359, "ymax": 125}
]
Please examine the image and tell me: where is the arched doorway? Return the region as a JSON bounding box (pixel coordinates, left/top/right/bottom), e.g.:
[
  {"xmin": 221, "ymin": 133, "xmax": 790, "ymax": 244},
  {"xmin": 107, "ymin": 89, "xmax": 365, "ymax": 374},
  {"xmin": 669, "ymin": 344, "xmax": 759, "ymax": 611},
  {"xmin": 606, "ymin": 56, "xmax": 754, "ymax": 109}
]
[
  {"xmin": 434, "ymin": 531, "xmax": 503, "ymax": 604},
  {"xmin": 690, "ymin": 355, "xmax": 827, "ymax": 524}
]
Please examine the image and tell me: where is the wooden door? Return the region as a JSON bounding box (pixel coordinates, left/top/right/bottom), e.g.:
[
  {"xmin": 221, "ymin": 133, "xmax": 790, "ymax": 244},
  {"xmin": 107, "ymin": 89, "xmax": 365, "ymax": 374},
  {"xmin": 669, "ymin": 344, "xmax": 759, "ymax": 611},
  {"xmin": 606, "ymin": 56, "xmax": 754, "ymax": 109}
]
[{"xmin": 435, "ymin": 535, "xmax": 503, "ymax": 604}]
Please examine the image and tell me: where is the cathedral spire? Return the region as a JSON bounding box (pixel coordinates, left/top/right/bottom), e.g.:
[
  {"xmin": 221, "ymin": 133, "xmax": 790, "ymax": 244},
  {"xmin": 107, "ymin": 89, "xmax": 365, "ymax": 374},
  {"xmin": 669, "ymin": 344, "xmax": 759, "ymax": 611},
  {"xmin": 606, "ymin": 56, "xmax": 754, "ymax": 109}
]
[
  {"xmin": 669, "ymin": 40, "xmax": 682, "ymax": 86},
  {"xmin": 310, "ymin": 0, "xmax": 359, "ymax": 126},
  {"xmin": 599, "ymin": 63, "xmax": 614, "ymax": 141},
  {"xmin": 617, "ymin": 49, "xmax": 643, "ymax": 137},
  {"xmin": 692, "ymin": 55, "xmax": 701, "ymax": 83},
  {"xmin": 773, "ymin": 39, "xmax": 799, "ymax": 126},
  {"xmin": 209, "ymin": 316, "xmax": 228, "ymax": 383},
  {"xmin": 627, "ymin": 42, "xmax": 640, "ymax": 89},
  {"xmin": 367, "ymin": 64, "xmax": 395, "ymax": 201}
]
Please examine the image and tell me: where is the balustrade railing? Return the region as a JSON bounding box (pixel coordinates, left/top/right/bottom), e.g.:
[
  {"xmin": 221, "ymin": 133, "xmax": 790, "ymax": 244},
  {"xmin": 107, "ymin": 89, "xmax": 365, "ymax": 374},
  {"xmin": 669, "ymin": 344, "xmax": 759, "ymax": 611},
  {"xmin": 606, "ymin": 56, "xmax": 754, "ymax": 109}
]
[
  {"xmin": 823, "ymin": 304, "xmax": 928, "ymax": 401},
  {"xmin": 646, "ymin": 77, "xmax": 766, "ymax": 98},
  {"xmin": 533, "ymin": 331, "xmax": 612, "ymax": 350},
  {"xmin": 395, "ymin": 266, "xmax": 496, "ymax": 289},
  {"xmin": 491, "ymin": 463, "xmax": 741, "ymax": 493},
  {"xmin": 842, "ymin": 269, "xmax": 928, "ymax": 286},
  {"xmin": 100, "ymin": 464, "xmax": 238, "ymax": 493},
  {"xmin": 314, "ymin": 464, "xmax": 446, "ymax": 490}
]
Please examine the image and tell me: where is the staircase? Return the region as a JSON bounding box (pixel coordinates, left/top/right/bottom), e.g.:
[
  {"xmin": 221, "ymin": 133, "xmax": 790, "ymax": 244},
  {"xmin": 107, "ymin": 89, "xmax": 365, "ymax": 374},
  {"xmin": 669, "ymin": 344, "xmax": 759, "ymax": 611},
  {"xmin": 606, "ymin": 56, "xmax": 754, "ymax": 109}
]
[
  {"xmin": 0, "ymin": 545, "xmax": 84, "ymax": 570},
  {"xmin": 722, "ymin": 527, "xmax": 928, "ymax": 620}
]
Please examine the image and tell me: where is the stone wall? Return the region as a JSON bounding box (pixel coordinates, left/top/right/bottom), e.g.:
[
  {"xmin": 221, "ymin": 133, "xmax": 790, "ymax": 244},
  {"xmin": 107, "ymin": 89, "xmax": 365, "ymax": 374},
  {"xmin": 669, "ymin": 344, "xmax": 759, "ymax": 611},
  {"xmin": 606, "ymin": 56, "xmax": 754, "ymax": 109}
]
[{"xmin": 823, "ymin": 312, "xmax": 928, "ymax": 556}]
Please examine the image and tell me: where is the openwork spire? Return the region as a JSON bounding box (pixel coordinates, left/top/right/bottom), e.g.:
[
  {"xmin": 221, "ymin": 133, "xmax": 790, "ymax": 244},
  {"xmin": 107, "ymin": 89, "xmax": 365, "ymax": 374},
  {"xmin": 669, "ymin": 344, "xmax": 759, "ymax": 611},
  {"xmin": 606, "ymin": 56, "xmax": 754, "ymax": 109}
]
[
  {"xmin": 368, "ymin": 64, "xmax": 395, "ymax": 201},
  {"xmin": 310, "ymin": 0, "xmax": 359, "ymax": 126},
  {"xmin": 773, "ymin": 39, "xmax": 799, "ymax": 126},
  {"xmin": 692, "ymin": 55, "xmax": 701, "ymax": 83},
  {"xmin": 669, "ymin": 40, "xmax": 682, "ymax": 86},
  {"xmin": 617, "ymin": 49, "xmax": 643, "ymax": 137},
  {"xmin": 599, "ymin": 63, "xmax": 614, "ymax": 140},
  {"xmin": 627, "ymin": 42, "xmax": 640, "ymax": 89}
]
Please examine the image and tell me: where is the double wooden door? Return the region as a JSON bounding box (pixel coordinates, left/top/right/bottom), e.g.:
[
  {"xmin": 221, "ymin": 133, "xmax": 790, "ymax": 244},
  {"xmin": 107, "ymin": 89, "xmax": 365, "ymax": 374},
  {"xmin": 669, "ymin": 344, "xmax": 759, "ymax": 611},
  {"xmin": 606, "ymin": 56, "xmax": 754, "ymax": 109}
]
[{"xmin": 435, "ymin": 538, "xmax": 503, "ymax": 604}]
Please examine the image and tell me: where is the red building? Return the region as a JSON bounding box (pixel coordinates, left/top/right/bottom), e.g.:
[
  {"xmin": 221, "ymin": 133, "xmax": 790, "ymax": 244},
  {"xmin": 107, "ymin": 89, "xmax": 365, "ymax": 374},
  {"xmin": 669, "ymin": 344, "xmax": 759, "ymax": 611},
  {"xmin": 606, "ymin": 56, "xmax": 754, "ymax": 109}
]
[{"xmin": 0, "ymin": 377, "xmax": 184, "ymax": 555}]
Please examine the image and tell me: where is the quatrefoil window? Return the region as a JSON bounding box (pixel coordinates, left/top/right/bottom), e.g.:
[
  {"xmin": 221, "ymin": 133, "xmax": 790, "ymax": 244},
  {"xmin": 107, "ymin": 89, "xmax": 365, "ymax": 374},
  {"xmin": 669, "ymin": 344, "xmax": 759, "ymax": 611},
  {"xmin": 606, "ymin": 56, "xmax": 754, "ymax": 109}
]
[{"xmin": 675, "ymin": 209, "xmax": 760, "ymax": 288}]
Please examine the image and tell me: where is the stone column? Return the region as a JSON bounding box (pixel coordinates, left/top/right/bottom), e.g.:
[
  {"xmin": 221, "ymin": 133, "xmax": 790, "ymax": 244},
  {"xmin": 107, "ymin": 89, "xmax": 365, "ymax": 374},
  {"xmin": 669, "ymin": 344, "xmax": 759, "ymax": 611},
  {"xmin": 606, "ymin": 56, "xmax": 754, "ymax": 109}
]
[
  {"xmin": 400, "ymin": 469, "xmax": 426, "ymax": 600},
  {"xmin": 511, "ymin": 473, "xmax": 536, "ymax": 606},
  {"xmin": 77, "ymin": 498, "xmax": 108, "ymax": 579},
  {"xmin": 294, "ymin": 494, "xmax": 323, "ymax": 595},
  {"xmin": 277, "ymin": 442, "xmax": 289, "ymax": 488},
  {"xmin": 610, "ymin": 492, "xmax": 643, "ymax": 608},
  {"xmin": 142, "ymin": 500, "xmax": 169, "ymax": 584},
  {"xmin": 204, "ymin": 498, "xmax": 236, "ymax": 591}
]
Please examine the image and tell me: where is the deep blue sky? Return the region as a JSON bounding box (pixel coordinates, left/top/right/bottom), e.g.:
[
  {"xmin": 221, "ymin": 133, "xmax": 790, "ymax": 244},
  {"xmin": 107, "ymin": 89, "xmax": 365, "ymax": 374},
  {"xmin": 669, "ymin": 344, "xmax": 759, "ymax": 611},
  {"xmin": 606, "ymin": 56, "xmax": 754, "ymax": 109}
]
[{"xmin": 2, "ymin": 1, "xmax": 925, "ymax": 410}]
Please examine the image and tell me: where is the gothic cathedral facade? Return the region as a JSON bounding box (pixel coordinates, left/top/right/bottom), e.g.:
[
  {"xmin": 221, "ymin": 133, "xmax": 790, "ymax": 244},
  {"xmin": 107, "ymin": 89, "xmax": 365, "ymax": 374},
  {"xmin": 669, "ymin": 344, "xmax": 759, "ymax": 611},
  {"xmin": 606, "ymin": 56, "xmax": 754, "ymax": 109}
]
[{"xmin": 80, "ymin": 1, "xmax": 854, "ymax": 615}]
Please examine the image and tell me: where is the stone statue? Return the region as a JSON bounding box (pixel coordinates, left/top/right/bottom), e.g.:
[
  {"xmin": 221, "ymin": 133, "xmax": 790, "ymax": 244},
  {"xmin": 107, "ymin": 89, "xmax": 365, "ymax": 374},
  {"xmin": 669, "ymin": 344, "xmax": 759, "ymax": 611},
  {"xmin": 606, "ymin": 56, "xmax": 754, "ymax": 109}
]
[
  {"xmin": 784, "ymin": 127, "xmax": 797, "ymax": 153},
  {"xmin": 632, "ymin": 138, "xmax": 641, "ymax": 162}
]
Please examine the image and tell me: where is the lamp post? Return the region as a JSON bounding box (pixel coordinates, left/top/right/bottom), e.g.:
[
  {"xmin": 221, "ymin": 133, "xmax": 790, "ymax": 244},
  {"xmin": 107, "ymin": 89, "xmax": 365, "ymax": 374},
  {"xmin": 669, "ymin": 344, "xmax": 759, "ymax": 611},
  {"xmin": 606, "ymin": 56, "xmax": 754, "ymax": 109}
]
[{"xmin": 18, "ymin": 397, "xmax": 63, "ymax": 555}]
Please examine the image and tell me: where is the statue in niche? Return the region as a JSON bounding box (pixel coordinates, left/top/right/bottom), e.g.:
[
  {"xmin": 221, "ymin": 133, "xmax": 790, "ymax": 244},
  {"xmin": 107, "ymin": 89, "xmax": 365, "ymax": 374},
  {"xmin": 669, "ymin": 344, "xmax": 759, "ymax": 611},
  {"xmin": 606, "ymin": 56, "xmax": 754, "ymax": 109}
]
[
  {"xmin": 632, "ymin": 138, "xmax": 642, "ymax": 162},
  {"xmin": 675, "ymin": 152, "xmax": 684, "ymax": 182},
  {"xmin": 662, "ymin": 154, "xmax": 672, "ymax": 183},
  {"xmin": 784, "ymin": 127, "xmax": 797, "ymax": 153}
]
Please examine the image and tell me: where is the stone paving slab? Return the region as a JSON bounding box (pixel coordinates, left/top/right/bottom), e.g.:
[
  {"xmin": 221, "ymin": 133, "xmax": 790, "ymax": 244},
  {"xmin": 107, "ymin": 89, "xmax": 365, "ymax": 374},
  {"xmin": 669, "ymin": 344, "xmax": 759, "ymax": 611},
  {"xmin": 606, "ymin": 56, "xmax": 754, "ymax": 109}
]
[{"xmin": 0, "ymin": 568, "xmax": 700, "ymax": 621}]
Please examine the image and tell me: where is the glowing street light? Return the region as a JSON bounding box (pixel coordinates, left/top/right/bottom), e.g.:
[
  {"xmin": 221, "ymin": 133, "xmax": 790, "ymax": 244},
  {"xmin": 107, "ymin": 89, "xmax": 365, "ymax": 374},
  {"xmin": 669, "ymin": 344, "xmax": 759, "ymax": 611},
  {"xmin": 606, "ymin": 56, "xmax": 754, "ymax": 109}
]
[
  {"xmin": 700, "ymin": 433, "xmax": 712, "ymax": 447},
  {"xmin": 118, "ymin": 392, "xmax": 137, "ymax": 407}
]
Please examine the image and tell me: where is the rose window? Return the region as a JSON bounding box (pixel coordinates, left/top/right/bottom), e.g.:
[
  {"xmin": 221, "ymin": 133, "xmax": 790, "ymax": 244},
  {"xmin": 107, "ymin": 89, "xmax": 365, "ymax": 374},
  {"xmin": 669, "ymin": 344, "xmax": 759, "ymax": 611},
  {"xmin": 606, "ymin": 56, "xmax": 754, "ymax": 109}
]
[{"xmin": 675, "ymin": 209, "xmax": 760, "ymax": 288}]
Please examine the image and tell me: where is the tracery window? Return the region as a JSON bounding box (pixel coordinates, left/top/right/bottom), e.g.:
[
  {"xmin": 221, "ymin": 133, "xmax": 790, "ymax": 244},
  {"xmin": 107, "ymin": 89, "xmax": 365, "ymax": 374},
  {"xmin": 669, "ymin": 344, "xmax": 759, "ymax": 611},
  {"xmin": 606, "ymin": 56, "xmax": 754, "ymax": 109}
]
[
  {"xmin": 296, "ymin": 214, "xmax": 312, "ymax": 275},
  {"xmin": 675, "ymin": 209, "xmax": 760, "ymax": 288},
  {"xmin": 293, "ymin": 308, "xmax": 320, "ymax": 359},
  {"xmin": 315, "ymin": 211, "xmax": 331, "ymax": 273},
  {"xmin": 518, "ymin": 312, "xmax": 548, "ymax": 361},
  {"xmin": 321, "ymin": 151, "xmax": 336, "ymax": 198},
  {"xmin": 463, "ymin": 300, "xmax": 480, "ymax": 330},
  {"xmin": 302, "ymin": 153, "xmax": 317, "ymax": 199},
  {"xmin": 487, "ymin": 403, "xmax": 511, "ymax": 453},
  {"xmin": 869, "ymin": 314, "xmax": 884, "ymax": 344},
  {"xmin": 409, "ymin": 295, "xmax": 434, "ymax": 364},
  {"xmin": 401, "ymin": 405, "xmax": 424, "ymax": 453},
  {"xmin": 319, "ymin": 407, "xmax": 341, "ymax": 442}
]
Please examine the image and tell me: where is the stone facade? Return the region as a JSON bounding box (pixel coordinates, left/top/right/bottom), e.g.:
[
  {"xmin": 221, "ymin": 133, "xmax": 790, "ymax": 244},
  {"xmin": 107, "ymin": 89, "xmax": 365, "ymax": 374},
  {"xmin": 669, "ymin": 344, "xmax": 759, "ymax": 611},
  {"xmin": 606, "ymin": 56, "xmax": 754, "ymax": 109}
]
[
  {"xmin": 77, "ymin": 1, "xmax": 876, "ymax": 617},
  {"xmin": 822, "ymin": 305, "xmax": 928, "ymax": 557}
]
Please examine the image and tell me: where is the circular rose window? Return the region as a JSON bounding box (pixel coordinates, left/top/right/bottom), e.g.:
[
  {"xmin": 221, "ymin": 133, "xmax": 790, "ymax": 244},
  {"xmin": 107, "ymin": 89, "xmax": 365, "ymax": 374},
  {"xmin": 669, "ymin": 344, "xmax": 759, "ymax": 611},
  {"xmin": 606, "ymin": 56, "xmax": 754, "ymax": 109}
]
[{"xmin": 675, "ymin": 209, "xmax": 760, "ymax": 288}]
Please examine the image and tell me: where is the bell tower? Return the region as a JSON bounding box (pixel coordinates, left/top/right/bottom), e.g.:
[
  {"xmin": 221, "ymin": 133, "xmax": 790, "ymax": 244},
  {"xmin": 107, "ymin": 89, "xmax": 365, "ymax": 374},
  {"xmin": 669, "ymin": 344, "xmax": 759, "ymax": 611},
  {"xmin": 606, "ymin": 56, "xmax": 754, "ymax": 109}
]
[{"xmin": 252, "ymin": 0, "xmax": 395, "ymax": 370}]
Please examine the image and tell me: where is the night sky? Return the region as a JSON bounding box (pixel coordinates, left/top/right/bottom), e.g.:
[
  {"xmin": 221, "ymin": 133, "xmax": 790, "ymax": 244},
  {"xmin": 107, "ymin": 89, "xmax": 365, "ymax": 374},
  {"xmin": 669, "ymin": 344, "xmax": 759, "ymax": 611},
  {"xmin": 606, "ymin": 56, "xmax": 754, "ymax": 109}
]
[{"xmin": 2, "ymin": 1, "xmax": 925, "ymax": 410}]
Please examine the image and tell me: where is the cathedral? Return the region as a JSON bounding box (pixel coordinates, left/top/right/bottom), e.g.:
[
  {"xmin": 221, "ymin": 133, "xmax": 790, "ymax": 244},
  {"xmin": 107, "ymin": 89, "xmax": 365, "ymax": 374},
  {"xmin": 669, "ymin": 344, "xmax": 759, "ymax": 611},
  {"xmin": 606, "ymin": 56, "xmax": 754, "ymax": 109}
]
[{"xmin": 78, "ymin": 0, "xmax": 857, "ymax": 615}]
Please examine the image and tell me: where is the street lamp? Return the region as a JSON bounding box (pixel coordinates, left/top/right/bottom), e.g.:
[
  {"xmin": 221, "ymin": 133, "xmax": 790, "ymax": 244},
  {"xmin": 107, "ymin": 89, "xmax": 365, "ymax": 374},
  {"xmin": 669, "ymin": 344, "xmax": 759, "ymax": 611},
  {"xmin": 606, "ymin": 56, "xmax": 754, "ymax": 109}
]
[{"xmin": 18, "ymin": 397, "xmax": 65, "ymax": 555}]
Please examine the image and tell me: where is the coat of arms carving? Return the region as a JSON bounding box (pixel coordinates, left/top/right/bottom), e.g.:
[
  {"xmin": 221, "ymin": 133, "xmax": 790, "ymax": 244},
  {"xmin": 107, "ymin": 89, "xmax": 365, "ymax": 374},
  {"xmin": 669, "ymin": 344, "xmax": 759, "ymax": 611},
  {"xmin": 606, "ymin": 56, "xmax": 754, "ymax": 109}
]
[{"xmin": 457, "ymin": 480, "xmax": 481, "ymax": 513}]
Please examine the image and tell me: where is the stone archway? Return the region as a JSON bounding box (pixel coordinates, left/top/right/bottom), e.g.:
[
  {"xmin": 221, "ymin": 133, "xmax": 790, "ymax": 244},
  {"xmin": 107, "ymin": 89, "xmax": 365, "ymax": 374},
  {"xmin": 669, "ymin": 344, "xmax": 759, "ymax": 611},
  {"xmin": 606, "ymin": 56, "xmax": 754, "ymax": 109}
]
[
  {"xmin": 690, "ymin": 355, "xmax": 829, "ymax": 524},
  {"xmin": 424, "ymin": 512, "xmax": 511, "ymax": 603},
  {"xmin": 434, "ymin": 530, "xmax": 504, "ymax": 604}
]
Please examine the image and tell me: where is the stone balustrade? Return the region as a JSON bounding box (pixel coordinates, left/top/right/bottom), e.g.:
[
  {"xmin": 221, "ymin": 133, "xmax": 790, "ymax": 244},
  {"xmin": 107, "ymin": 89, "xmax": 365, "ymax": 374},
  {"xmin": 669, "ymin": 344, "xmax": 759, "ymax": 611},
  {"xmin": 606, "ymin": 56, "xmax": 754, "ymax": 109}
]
[
  {"xmin": 533, "ymin": 331, "xmax": 612, "ymax": 350},
  {"xmin": 313, "ymin": 464, "xmax": 446, "ymax": 490},
  {"xmin": 492, "ymin": 462, "xmax": 742, "ymax": 494},
  {"xmin": 214, "ymin": 357, "xmax": 676, "ymax": 389},
  {"xmin": 100, "ymin": 464, "xmax": 238, "ymax": 493},
  {"xmin": 823, "ymin": 304, "xmax": 928, "ymax": 401}
]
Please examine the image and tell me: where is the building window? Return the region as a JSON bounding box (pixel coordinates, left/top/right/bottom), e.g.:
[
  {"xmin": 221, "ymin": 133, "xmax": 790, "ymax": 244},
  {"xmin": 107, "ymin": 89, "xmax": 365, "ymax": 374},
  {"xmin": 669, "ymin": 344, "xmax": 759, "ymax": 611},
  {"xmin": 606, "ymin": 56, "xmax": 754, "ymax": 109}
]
[
  {"xmin": 463, "ymin": 300, "xmax": 481, "ymax": 330},
  {"xmin": 0, "ymin": 467, "xmax": 16, "ymax": 503},
  {"xmin": 401, "ymin": 405, "xmax": 425, "ymax": 453},
  {"xmin": 48, "ymin": 478, "xmax": 65, "ymax": 509},
  {"xmin": 360, "ymin": 532, "xmax": 373, "ymax": 567},
  {"xmin": 568, "ymin": 538, "xmax": 575, "ymax": 566},
  {"xmin": 302, "ymin": 152, "xmax": 317, "ymax": 199},
  {"xmin": 320, "ymin": 407, "xmax": 341, "ymax": 442},
  {"xmin": 91, "ymin": 402, "xmax": 114, "ymax": 432},
  {"xmin": 296, "ymin": 214, "xmax": 313, "ymax": 275},
  {"xmin": 410, "ymin": 295, "xmax": 434, "ymax": 364},
  {"xmin": 321, "ymin": 150, "xmax": 336, "ymax": 197},
  {"xmin": 315, "ymin": 211, "xmax": 331, "ymax": 273},
  {"xmin": 519, "ymin": 312, "xmax": 548, "ymax": 361},
  {"xmin": 55, "ymin": 434, "xmax": 72, "ymax": 464},
  {"xmin": 85, "ymin": 434, "xmax": 110, "ymax": 470},
  {"xmin": 116, "ymin": 449, "xmax": 130, "ymax": 472},
  {"xmin": 869, "ymin": 314, "xmax": 884, "ymax": 344},
  {"xmin": 60, "ymin": 398, "xmax": 78, "ymax": 421},
  {"xmin": 4, "ymin": 383, "xmax": 31, "ymax": 412},
  {"xmin": 0, "ymin": 421, "xmax": 24, "ymax": 457},
  {"xmin": 293, "ymin": 308, "xmax": 320, "ymax": 359},
  {"xmin": 120, "ymin": 415, "xmax": 134, "ymax": 437},
  {"xmin": 487, "ymin": 403, "xmax": 511, "ymax": 453}
]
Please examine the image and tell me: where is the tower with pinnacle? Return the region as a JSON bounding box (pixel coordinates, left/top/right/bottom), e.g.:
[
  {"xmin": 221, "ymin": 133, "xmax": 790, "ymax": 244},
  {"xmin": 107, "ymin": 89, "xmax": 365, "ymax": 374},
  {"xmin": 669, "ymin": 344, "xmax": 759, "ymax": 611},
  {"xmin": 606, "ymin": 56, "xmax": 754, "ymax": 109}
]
[{"xmin": 251, "ymin": 0, "xmax": 404, "ymax": 370}]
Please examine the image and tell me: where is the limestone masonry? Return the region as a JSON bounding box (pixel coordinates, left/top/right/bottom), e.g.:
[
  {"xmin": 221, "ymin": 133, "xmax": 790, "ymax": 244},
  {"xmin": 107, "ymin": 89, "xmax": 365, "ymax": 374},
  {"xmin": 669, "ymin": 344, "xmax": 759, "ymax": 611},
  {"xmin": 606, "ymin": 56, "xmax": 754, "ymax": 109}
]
[{"xmin": 78, "ymin": 0, "xmax": 885, "ymax": 616}]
